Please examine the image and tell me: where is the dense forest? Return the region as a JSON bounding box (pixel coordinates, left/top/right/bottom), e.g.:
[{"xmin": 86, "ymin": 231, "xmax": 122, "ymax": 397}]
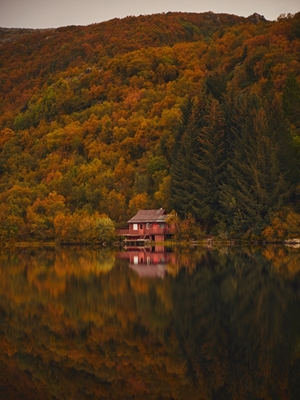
[{"xmin": 0, "ymin": 11, "xmax": 300, "ymax": 242}]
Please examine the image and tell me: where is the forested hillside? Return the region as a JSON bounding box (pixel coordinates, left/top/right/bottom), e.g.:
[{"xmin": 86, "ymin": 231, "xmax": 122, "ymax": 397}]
[{"xmin": 0, "ymin": 11, "xmax": 300, "ymax": 242}]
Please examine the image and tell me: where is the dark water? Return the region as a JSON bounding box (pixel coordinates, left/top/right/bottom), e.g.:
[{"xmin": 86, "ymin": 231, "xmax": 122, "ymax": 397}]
[{"xmin": 0, "ymin": 245, "xmax": 300, "ymax": 400}]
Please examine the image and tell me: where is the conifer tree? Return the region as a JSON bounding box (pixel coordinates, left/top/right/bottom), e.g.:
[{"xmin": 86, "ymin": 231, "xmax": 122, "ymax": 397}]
[
  {"xmin": 191, "ymin": 96, "xmax": 226, "ymax": 230},
  {"xmin": 220, "ymin": 93, "xmax": 290, "ymax": 236},
  {"xmin": 172, "ymin": 96, "xmax": 194, "ymax": 156},
  {"xmin": 170, "ymin": 96, "xmax": 198, "ymax": 216},
  {"xmin": 282, "ymin": 73, "xmax": 300, "ymax": 131},
  {"xmin": 268, "ymin": 95, "xmax": 298, "ymax": 186}
]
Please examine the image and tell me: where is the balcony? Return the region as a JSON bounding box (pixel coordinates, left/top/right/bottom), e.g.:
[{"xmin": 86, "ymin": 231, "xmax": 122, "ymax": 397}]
[{"xmin": 117, "ymin": 226, "xmax": 171, "ymax": 237}]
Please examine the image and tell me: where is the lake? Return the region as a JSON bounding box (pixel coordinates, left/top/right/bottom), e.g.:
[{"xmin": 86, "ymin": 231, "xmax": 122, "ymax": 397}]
[{"xmin": 0, "ymin": 245, "xmax": 300, "ymax": 399}]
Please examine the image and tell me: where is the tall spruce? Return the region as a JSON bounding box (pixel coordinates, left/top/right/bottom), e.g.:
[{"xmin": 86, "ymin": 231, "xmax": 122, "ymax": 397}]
[
  {"xmin": 220, "ymin": 92, "xmax": 290, "ymax": 236},
  {"xmin": 282, "ymin": 73, "xmax": 300, "ymax": 131},
  {"xmin": 268, "ymin": 95, "xmax": 298, "ymax": 186},
  {"xmin": 191, "ymin": 96, "xmax": 226, "ymax": 230},
  {"xmin": 170, "ymin": 96, "xmax": 199, "ymax": 216}
]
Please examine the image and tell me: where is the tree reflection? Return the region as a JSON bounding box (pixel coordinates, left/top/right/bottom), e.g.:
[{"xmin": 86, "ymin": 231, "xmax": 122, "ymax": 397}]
[
  {"xmin": 172, "ymin": 248, "xmax": 300, "ymax": 399},
  {"xmin": 0, "ymin": 246, "xmax": 299, "ymax": 399}
]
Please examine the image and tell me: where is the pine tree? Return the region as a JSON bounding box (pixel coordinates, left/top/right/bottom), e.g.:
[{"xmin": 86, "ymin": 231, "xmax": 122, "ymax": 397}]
[
  {"xmin": 268, "ymin": 95, "xmax": 298, "ymax": 185},
  {"xmin": 220, "ymin": 93, "xmax": 290, "ymax": 236},
  {"xmin": 191, "ymin": 96, "xmax": 226, "ymax": 230},
  {"xmin": 282, "ymin": 73, "xmax": 300, "ymax": 131},
  {"xmin": 170, "ymin": 96, "xmax": 199, "ymax": 216}
]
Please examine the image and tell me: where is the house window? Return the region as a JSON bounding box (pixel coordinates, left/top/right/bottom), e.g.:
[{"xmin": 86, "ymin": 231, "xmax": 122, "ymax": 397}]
[
  {"xmin": 133, "ymin": 256, "xmax": 139, "ymax": 264},
  {"xmin": 133, "ymin": 223, "xmax": 138, "ymax": 231},
  {"xmin": 140, "ymin": 224, "xmax": 143, "ymax": 229},
  {"xmin": 146, "ymin": 223, "xmax": 150, "ymax": 229}
]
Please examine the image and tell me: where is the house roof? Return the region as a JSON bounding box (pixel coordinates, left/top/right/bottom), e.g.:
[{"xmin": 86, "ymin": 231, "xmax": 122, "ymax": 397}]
[{"xmin": 127, "ymin": 209, "xmax": 167, "ymax": 224}]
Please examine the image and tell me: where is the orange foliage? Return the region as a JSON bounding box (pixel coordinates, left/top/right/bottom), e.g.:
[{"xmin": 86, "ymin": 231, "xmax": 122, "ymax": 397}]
[{"xmin": 0, "ymin": 12, "xmax": 299, "ymax": 241}]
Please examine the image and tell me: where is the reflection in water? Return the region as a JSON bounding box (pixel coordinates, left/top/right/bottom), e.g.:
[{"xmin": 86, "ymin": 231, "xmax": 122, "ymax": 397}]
[
  {"xmin": 118, "ymin": 245, "xmax": 177, "ymax": 278},
  {"xmin": 0, "ymin": 246, "xmax": 300, "ymax": 399}
]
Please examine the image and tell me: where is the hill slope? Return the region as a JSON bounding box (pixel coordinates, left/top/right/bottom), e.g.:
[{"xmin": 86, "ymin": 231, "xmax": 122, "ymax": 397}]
[{"xmin": 0, "ymin": 11, "xmax": 300, "ymax": 242}]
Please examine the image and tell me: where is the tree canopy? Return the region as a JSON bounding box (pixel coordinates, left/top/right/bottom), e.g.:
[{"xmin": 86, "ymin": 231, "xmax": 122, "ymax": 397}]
[{"xmin": 0, "ymin": 11, "xmax": 300, "ymax": 241}]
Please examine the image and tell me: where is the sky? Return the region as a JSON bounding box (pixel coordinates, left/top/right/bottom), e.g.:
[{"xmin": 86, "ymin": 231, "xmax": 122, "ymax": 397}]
[{"xmin": 0, "ymin": 0, "xmax": 299, "ymax": 29}]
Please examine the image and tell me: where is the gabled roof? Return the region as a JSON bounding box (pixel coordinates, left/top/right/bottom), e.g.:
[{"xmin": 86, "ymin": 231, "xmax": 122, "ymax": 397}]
[{"xmin": 127, "ymin": 209, "xmax": 167, "ymax": 224}]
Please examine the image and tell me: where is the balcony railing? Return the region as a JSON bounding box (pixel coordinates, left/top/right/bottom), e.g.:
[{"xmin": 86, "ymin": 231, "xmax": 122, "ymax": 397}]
[{"xmin": 117, "ymin": 226, "xmax": 171, "ymax": 236}]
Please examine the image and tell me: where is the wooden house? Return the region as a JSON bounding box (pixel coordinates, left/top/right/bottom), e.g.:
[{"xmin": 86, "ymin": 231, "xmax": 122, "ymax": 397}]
[{"xmin": 117, "ymin": 209, "xmax": 171, "ymax": 243}]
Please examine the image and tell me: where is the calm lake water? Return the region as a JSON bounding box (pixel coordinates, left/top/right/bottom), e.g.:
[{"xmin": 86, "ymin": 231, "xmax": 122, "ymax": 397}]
[{"xmin": 0, "ymin": 245, "xmax": 300, "ymax": 400}]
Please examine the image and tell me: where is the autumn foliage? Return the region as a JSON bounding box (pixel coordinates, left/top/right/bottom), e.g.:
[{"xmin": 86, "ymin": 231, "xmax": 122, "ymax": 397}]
[{"xmin": 0, "ymin": 11, "xmax": 300, "ymax": 241}]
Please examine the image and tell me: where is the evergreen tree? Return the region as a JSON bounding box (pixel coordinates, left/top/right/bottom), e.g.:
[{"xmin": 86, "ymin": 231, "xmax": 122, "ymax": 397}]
[
  {"xmin": 268, "ymin": 95, "xmax": 299, "ymax": 186},
  {"xmin": 170, "ymin": 96, "xmax": 199, "ymax": 216},
  {"xmin": 205, "ymin": 71, "xmax": 227, "ymax": 102},
  {"xmin": 220, "ymin": 93, "xmax": 290, "ymax": 236},
  {"xmin": 280, "ymin": 75, "xmax": 300, "ymax": 208},
  {"xmin": 191, "ymin": 96, "xmax": 226, "ymax": 230},
  {"xmin": 282, "ymin": 73, "xmax": 300, "ymax": 131}
]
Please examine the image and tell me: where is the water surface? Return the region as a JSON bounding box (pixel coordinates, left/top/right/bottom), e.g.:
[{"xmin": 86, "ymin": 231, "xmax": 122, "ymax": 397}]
[{"xmin": 0, "ymin": 245, "xmax": 300, "ymax": 399}]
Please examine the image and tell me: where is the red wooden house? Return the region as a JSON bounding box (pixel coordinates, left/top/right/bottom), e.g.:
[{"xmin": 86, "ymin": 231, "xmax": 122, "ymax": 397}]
[{"xmin": 117, "ymin": 209, "xmax": 171, "ymax": 243}]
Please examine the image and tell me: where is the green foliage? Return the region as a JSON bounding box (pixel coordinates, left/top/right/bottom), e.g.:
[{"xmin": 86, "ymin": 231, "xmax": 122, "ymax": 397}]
[
  {"xmin": 282, "ymin": 73, "xmax": 300, "ymax": 131},
  {"xmin": 94, "ymin": 216, "xmax": 116, "ymax": 243},
  {"xmin": 170, "ymin": 88, "xmax": 296, "ymax": 237},
  {"xmin": 220, "ymin": 94, "xmax": 291, "ymax": 236},
  {"xmin": 54, "ymin": 211, "xmax": 116, "ymax": 244},
  {"xmin": 170, "ymin": 96, "xmax": 199, "ymax": 217},
  {"xmin": 192, "ymin": 96, "xmax": 226, "ymax": 229},
  {"xmin": 0, "ymin": 12, "xmax": 300, "ymax": 241}
]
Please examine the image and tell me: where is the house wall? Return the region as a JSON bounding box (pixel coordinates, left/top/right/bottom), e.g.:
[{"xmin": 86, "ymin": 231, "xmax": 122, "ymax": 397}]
[
  {"xmin": 129, "ymin": 222, "xmax": 168, "ymax": 235},
  {"xmin": 154, "ymin": 234, "xmax": 165, "ymax": 242}
]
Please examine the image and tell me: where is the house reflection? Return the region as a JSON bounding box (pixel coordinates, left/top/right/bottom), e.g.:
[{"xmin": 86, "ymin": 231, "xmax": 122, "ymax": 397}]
[{"xmin": 118, "ymin": 246, "xmax": 176, "ymax": 278}]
